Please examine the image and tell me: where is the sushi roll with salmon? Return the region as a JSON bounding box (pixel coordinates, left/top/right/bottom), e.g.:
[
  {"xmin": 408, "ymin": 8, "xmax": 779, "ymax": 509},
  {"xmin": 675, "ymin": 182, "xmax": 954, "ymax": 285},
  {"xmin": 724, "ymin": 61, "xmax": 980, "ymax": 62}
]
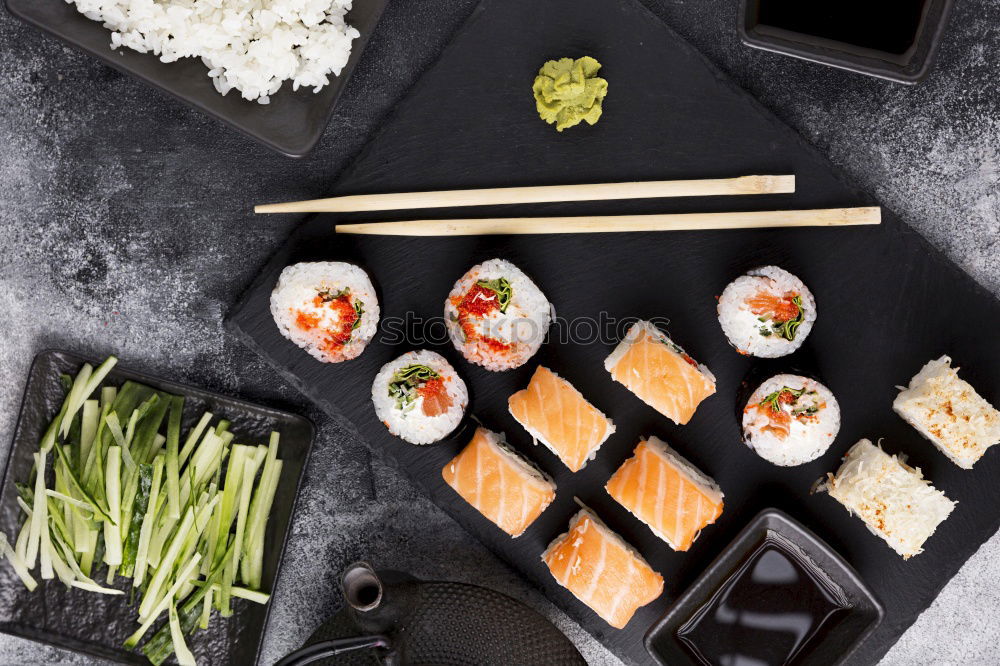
[
  {"xmin": 717, "ymin": 266, "xmax": 816, "ymax": 358},
  {"xmin": 742, "ymin": 374, "xmax": 840, "ymax": 466},
  {"xmin": 371, "ymin": 350, "xmax": 468, "ymax": 445},
  {"xmin": 543, "ymin": 508, "xmax": 664, "ymax": 629},
  {"xmin": 605, "ymin": 436, "xmax": 723, "ymax": 551},
  {"xmin": 508, "ymin": 366, "xmax": 615, "ymax": 472},
  {"xmin": 270, "ymin": 261, "xmax": 379, "ymax": 363},
  {"xmin": 604, "ymin": 320, "xmax": 716, "ymax": 426},
  {"xmin": 442, "ymin": 427, "xmax": 556, "ymax": 537},
  {"xmin": 445, "ymin": 259, "xmax": 552, "ymax": 371}
]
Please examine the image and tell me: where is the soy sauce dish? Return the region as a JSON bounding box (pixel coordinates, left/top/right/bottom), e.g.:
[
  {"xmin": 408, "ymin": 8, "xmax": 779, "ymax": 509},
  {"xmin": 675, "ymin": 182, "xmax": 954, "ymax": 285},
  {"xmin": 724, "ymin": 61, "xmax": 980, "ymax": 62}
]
[{"xmin": 645, "ymin": 509, "xmax": 884, "ymax": 666}]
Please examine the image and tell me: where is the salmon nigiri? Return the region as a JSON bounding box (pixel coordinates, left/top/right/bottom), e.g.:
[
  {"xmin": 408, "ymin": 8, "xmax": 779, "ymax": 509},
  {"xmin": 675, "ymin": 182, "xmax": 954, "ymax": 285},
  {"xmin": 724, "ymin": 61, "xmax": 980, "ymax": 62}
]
[
  {"xmin": 604, "ymin": 320, "xmax": 715, "ymax": 425},
  {"xmin": 605, "ymin": 436, "xmax": 723, "ymax": 551},
  {"xmin": 442, "ymin": 427, "xmax": 556, "ymax": 537},
  {"xmin": 508, "ymin": 366, "xmax": 615, "ymax": 472},
  {"xmin": 543, "ymin": 508, "xmax": 664, "ymax": 629}
]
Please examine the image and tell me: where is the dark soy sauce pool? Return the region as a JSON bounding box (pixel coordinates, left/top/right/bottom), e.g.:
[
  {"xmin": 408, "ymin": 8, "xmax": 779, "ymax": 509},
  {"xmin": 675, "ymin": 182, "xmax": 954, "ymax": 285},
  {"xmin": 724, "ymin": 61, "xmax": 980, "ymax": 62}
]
[
  {"xmin": 677, "ymin": 534, "xmax": 850, "ymax": 665},
  {"xmin": 757, "ymin": 0, "xmax": 929, "ymax": 54}
]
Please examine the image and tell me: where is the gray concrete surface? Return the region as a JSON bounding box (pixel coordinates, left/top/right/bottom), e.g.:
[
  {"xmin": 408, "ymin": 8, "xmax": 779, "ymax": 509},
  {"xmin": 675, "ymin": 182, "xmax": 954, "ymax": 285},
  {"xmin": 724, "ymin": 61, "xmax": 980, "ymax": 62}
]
[{"xmin": 0, "ymin": 0, "xmax": 998, "ymax": 664}]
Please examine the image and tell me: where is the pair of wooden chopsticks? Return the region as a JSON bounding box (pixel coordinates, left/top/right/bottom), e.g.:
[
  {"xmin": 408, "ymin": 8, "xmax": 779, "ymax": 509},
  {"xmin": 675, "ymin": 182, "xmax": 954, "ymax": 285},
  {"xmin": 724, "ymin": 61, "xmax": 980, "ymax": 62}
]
[{"xmin": 254, "ymin": 175, "xmax": 882, "ymax": 235}]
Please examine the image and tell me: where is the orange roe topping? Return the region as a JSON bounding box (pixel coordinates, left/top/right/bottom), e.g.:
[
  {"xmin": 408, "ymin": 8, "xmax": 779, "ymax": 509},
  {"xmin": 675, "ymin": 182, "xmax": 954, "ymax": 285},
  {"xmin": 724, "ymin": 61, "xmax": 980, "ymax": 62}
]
[
  {"xmin": 309, "ymin": 290, "xmax": 360, "ymax": 353},
  {"xmin": 748, "ymin": 291, "xmax": 801, "ymax": 323},
  {"xmin": 454, "ymin": 285, "xmax": 511, "ymax": 351},
  {"xmin": 295, "ymin": 311, "xmax": 321, "ymax": 331},
  {"xmin": 418, "ymin": 377, "xmax": 453, "ymax": 417}
]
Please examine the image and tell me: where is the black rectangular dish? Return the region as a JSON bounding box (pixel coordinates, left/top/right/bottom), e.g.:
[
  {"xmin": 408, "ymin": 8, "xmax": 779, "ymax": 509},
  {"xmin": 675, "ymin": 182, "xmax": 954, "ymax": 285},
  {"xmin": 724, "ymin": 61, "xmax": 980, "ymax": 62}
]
[
  {"xmin": 227, "ymin": 0, "xmax": 1000, "ymax": 663},
  {"xmin": 739, "ymin": 0, "xmax": 955, "ymax": 84},
  {"xmin": 0, "ymin": 350, "xmax": 315, "ymax": 664},
  {"xmin": 2, "ymin": 0, "xmax": 388, "ymax": 157},
  {"xmin": 645, "ymin": 508, "xmax": 884, "ymax": 666}
]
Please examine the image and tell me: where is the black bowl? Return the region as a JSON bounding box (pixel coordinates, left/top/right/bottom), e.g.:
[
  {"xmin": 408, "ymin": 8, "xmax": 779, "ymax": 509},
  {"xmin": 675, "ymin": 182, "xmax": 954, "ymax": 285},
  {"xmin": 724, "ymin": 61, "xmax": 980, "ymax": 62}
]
[
  {"xmin": 3, "ymin": 0, "xmax": 389, "ymax": 156},
  {"xmin": 645, "ymin": 508, "xmax": 884, "ymax": 666},
  {"xmin": 739, "ymin": 0, "xmax": 954, "ymax": 84}
]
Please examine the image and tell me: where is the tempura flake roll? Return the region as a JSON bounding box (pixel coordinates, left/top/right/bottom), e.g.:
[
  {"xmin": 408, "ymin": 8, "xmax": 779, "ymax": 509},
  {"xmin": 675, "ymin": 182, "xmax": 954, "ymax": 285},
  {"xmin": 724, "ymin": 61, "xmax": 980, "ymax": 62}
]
[
  {"xmin": 442, "ymin": 427, "xmax": 556, "ymax": 537},
  {"xmin": 818, "ymin": 439, "xmax": 955, "ymax": 559},
  {"xmin": 543, "ymin": 509, "xmax": 664, "ymax": 629},
  {"xmin": 371, "ymin": 350, "xmax": 468, "ymax": 445},
  {"xmin": 444, "ymin": 258, "xmax": 553, "ymax": 371},
  {"xmin": 605, "ymin": 437, "xmax": 723, "ymax": 551},
  {"xmin": 893, "ymin": 355, "xmax": 1000, "ymax": 469},
  {"xmin": 508, "ymin": 366, "xmax": 615, "ymax": 472},
  {"xmin": 604, "ymin": 320, "xmax": 716, "ymax": 425}
]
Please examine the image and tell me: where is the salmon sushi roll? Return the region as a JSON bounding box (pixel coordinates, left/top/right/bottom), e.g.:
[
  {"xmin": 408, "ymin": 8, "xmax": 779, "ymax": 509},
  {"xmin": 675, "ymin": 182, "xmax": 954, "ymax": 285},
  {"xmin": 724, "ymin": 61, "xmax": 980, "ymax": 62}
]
[
  {"xmin": 444, "ymin": 259, "xmax": 553, "ymax": 371},
  {"xmin": 371, "ymin": 350, "xmax": 468, "ymax": 445},
  {"xmin": 605, "ymin": 436, "xmax": 723, "ymax": 551},
  {"xmin": 543, "ymin": 508, "xmax": 664, "ymax": 629},
  {"xmin": 742, "ymin": 374, "xmax": 841, "ymax": 466},
  {"xmin": 717, "ymin": 266, "xmax": 816, "ymax": 358},
  {"xmin": 508, "ymin": 366, "xmax": 615, "ymax": 472},
  {"xmin": 442, "ymin": 427, "xmax": 556, "ymax": 537},
  {"xmin": 270, "ymin": 262, "xmax": 380, "ymax": 363},
  {"xmin": 604, "ymin": 320, "xmax": 716, "ymax": 426}
]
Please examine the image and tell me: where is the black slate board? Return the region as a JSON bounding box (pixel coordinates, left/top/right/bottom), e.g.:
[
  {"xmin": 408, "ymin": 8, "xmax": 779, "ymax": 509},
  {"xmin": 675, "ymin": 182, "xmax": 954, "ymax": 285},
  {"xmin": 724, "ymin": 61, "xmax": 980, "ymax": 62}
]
[
  {"xmin": 0, "ymin": 351, "xmax": 315, "ymax": 664},
  {"xmin": 227, "ymin": 0, "xmax": 1000, "ymax": 663}
]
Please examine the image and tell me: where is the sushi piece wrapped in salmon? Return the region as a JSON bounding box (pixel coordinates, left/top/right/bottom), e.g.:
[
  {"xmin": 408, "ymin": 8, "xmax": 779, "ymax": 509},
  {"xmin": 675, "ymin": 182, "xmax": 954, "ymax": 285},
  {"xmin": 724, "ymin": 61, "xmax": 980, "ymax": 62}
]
[
  {"xmin": 543, "ymin": 508, "xmax": 664, "ymax": 629},
  {"xmin": 605, "ymin": 437, "xmax": 723, "ymax": 551},
  {"xmin": 508, "ymin": 366, "xmax": 615, "ymax": 472},
  {"xmin": 604, "ymin": 320, "xmax": 715, "ymax": 425},
  {"xmin": 442, "ymin": 427, "xmax": 556, "ymax": 537}
]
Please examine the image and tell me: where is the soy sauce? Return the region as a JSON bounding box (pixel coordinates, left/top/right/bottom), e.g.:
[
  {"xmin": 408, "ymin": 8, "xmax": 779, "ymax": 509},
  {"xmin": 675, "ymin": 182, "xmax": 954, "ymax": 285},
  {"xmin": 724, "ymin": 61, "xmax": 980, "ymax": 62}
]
[
  {"xmin": 757, "ymin": 0, "xmax": 929, "ymax": 55},
  {"xmin": 677, "ymin": 534, "xmax": 850, "ymax": 665}
]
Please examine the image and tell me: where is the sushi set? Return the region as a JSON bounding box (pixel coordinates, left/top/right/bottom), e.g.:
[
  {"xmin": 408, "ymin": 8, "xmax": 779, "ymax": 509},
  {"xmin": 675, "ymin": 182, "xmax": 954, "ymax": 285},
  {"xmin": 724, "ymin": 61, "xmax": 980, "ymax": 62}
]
[{"xmin": 227, "ymin": 0, "xmax": 1000, "ymax": 663}]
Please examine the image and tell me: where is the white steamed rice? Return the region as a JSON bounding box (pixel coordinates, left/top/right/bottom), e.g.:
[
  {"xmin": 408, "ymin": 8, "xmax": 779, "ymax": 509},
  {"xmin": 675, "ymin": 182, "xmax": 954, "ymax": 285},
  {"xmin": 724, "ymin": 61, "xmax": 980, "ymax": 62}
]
[
  {"xmin": 270, "ymin": 261, "xmax": 379, "ymax": 363},
  {"xmin": 444, "ymin": 258, "xmax": 553, "ymax": 372},
  {"xmin": 371, "ymin": 350, "xmax": 468, "ymax": 445},
  {"xmin": 68, "ymin": 0, "xmax": 360, "ymax": 104}
]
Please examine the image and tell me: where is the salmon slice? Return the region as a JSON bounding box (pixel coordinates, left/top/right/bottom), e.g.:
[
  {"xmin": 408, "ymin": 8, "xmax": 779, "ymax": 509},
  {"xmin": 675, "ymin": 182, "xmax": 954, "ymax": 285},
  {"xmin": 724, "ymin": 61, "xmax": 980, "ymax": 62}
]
[
  {"xmin": 442, "ymin": 427, "xmax": 556, "ymax": 537},
  {"xmin": 605, "ymin": 436, "xmax": 723, "ymax": 551},
  {"xmin": 508, "ymin": 366, "xmax": 615, "ymax": 472},
  {"xmin": 604, "ymin": 320, "xmax": 715, "ymax": 425},
  {"xmin": 542, "ymin": 508, "xmax": 664, "ymax": 629}
]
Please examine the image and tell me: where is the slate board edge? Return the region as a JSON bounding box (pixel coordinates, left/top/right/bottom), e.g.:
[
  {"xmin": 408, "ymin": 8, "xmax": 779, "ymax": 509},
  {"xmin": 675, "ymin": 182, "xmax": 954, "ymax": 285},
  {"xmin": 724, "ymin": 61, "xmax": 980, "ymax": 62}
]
[
  {"xmin": 0, "ymin": 348, "xmax": 317, "ymax": 665},
  {"xmin": 222, "ymin": 0, "xmax": 1000, "ymax": 664}
]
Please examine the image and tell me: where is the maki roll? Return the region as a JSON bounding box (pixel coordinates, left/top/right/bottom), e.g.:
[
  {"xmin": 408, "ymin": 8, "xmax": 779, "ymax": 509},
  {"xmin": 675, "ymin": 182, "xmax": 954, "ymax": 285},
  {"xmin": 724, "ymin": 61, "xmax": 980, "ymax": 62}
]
[
  {"xmin": 742, "ymin": 374, "xmax": 840, "ymax": 466},
  {"xmin": 717, "ymin": 266, "xmax": 816, "ymax": 358},
  {"xmin": 270, "ymin": 261, "xmax": 379, "ymax": 363},
  {"xmin": 371, "ymin": 350, "xmax": 468, "ymax": 445},
  {"xmin": 444, "ymin": 259, "xmax": 552, "ymax": 371}
]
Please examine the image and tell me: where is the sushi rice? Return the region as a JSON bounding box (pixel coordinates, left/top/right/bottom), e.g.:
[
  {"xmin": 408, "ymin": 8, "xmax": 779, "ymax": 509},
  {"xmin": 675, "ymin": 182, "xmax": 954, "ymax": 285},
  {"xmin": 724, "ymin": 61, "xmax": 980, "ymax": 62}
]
[
  {"xmin": 270, "ymin": 262, "xmax": 379, "ymax": 363},
  {"xmin": 742, "ymin": 374, "xmax": 840, "ymax": 466},
  {"xmin": 372, "ymin": 350, "xmax": 468, "ymax": 445},
  {"xmin": 445, "ymin": 258, "xmax": 552, "ymax": 371},
  {"xmin": 717, "ymin": 266, "xmax": 816, "ymax": 358}
]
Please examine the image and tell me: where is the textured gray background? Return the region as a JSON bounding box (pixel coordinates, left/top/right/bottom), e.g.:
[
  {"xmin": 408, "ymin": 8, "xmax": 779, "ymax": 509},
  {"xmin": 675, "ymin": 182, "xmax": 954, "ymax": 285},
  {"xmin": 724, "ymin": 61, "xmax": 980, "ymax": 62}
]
[{"xmin": 0, "ymin": 0, "xmax": 998, "ymax": 664}]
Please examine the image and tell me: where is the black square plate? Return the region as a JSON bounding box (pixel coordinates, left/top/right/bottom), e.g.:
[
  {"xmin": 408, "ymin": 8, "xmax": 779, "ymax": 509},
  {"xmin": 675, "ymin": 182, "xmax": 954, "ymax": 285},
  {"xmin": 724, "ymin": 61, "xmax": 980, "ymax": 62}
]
[
  {"xmin": 0, "ymin": 350, "xmax": 315, "ymax": 664},
  {"xmin": 2, "ymin": 0, "xmax": 388, "ymax": 156},
  {"xmin": 739, "ymin": 0, "xmax": 954, "ymax": 84},
  {"xmin": 645, "ymin": 509, "xmax": 884, "ymax": 666}
]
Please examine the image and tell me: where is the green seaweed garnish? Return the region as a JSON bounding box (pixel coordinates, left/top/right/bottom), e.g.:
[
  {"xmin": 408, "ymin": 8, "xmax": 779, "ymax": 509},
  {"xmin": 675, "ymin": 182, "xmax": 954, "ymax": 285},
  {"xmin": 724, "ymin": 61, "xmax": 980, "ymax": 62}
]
[
  {"xmin": 388, "ymin": 364, "xmax": 440, "ymax": 408},
  {"xmin": 476, "ymin": 278, "xmax": 513, "ymax": 313},
  {"xmin": 759, "ymin": 386, "xmax": 805, "ymax": 413},
  {"xmin": 352, "ymin": 300, "xmax": 364, "ymax": 330},
  {"xmin": 771, "ymin": 296, "xmax": 805, "ymax": 341}
]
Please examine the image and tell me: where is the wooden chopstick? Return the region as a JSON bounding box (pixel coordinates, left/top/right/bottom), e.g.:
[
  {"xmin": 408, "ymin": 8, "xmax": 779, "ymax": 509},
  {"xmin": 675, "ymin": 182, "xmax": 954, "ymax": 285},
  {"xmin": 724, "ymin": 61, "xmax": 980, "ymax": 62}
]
[
  {"xmin": 334, "ymin": 207, "xmax": 881, "ymax": 236},
  {"xmin": 255, "ymin": 175, "xmax": 795, "ymax": 214}
]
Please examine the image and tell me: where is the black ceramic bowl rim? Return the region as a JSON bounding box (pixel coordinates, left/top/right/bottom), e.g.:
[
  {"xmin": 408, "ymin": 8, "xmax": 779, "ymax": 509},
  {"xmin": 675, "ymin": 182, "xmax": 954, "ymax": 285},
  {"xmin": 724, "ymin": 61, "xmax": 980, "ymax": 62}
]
[
  {"xmin": 643, "ymin": 507, "xmax": 885, "ymax": 666},
  {"xmin": 738, "ymin": 0, "xmax": 955, "ymax": 84}
]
